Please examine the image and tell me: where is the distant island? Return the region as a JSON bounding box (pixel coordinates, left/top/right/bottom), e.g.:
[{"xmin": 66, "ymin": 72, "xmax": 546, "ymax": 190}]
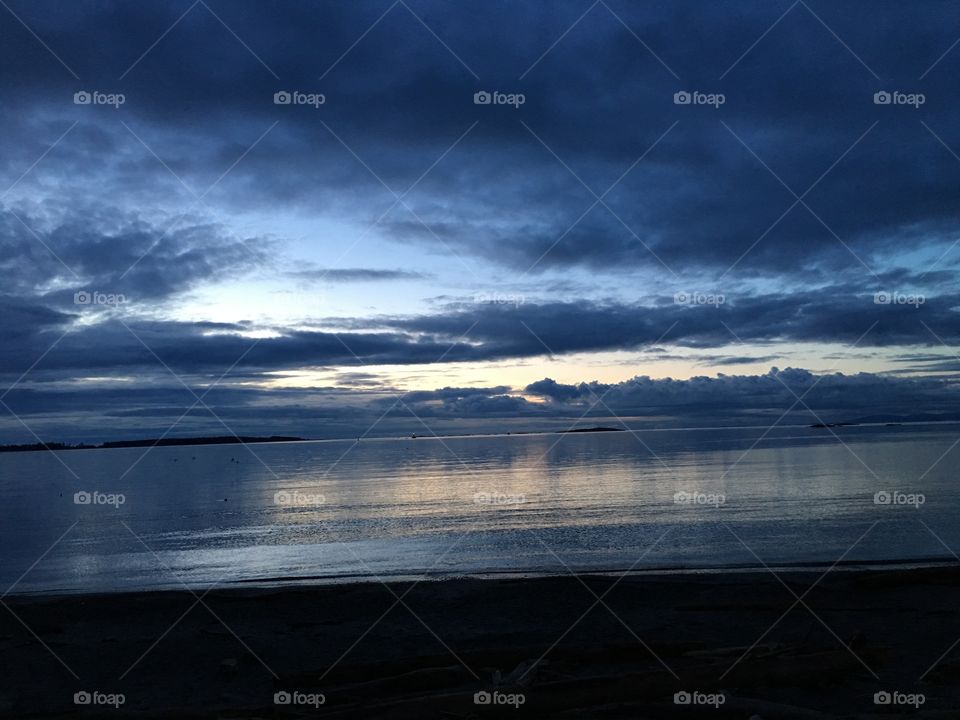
[
  {"xmin": 558, "ymin": 426, "xmax": 625, "ymax": 433},
  {"xmin": 812, "ymin": 412, "xmax": 960, "ymax": 428},
  {"xmin": 0, "ymin": 436, "xmax": 305, "ymax": 453}
]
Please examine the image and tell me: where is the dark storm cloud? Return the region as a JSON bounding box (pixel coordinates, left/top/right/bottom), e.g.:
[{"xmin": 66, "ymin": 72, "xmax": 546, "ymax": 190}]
[
  {"xmin": 3, "ymin": 0, "xmax": 960, "ymax": 278},
  {"xmin": 522, "ymin": 367, "xmax": 960, "ymax": 422},
  {"xmin": 0, "ymin": 383, "xmax": 526, "ymax": 421},
  {"xmin": 3, "ymin": 290, "xmax": 958, "ymax": 382},
  {"xmin": 700, "ymin": 355, "xmax": 783, "ymax": 366},
  {"xmin": 887, "ymin": 352, "xmax": 960, "ymax": 375},
  {"xmin": 287, "ymin": 268, "xmax": 430, "ymax": 282},
  {"xmin": 384, "ymin": 291, "xmax": 960, "ymax": 354},
  {"xmin": 0, "ymin": 206, "xmax": 269, "ymax": 307},
  {"xmin": 334, "ymin": 371, "xmax": 386, "ymax": 388}
]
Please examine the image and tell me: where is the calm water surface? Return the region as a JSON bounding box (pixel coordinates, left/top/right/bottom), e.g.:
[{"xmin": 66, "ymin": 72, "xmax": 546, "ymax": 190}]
[{"xmin": 1, "ymin": 424, "xmax": 958, "ymax": 594}]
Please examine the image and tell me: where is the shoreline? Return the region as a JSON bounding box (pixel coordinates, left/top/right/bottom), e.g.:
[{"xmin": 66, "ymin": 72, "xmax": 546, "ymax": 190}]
[
  {"xmin": 9, "ymin": 555, "xmax": 959, "ymax": 600},
  {"xmin": 4, "ymin": 566, "xmax": 960, "ymax": 717}
]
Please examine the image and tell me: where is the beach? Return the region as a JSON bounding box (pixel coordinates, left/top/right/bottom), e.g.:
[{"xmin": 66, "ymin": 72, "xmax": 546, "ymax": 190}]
[{"xmin": 3, "ymin": 566, "xmax": 959, "ymax": 718}]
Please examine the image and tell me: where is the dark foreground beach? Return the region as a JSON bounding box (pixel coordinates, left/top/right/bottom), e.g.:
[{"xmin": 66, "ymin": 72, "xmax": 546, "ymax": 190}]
[{"xmin": 3, "ymin": 567, "xmax": 959, "ymax": 718}]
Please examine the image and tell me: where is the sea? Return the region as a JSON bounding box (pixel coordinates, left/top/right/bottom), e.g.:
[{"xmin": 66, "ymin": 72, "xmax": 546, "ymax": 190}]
[{"xmin": 1, "ymin": 423, "xmax": 957, "ymax": 595}]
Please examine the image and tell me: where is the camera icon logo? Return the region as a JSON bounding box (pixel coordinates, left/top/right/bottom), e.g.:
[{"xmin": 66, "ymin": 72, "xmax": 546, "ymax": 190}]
[
  {"xmin": 274, "ymin": 691, "xmax": 292, "ymax": 705},
  {"xmin": 873, "ymin": 291, "xmax": 890, "ymax": 304},
  {"xmin": 74, "ymin": 491, "xmax": 92, "ymax": 505},
  {"xmin": 673, "ymin": 291, "xmax": 689, "ymax": 304},
  {"xmin": 874, "ymin": 691, "xmax": 892, "ymax": 705},
  {"xmin": 673, "ymin": 91, "xmax": 691, "ymax": 105},
  {"xmin": 874, "ymin": 491, "xmax": 892, "ymax": 505},
  {"xmin": 73, "ymin": 91, "xmax": 92, "ymax": 105},
  {"xmin": 274, "ymin": 91, "xmax": 292, "ymax": 105},
  {"xmin": 74, "ymin": 290, "xmax": 91, "ymax": 305},
  {"xmin": 473, "ymin": 690, "xmax": 492, "ymax": 705},
  {"xmin": 73, "ymin": 691, "xmax": 92, "ymax": 705},
  {"xmin": 674, "ymin": 690, "xmax": 692, "ymax": 704},
  {"xmin": 873, "ymin": 91, "xmax": 891, "ymax": 105},
  {"xmin": 474, "ymin": 91, "xmax": 492, "ymax": 105}
]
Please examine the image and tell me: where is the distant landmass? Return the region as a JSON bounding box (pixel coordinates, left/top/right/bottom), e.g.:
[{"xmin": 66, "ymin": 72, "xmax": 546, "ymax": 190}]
[
  {"xmin": 810, "ymin": 412, "xmax": 960, "ymax": 428},
  {"xmin": 558, "ymin": 427, "xmax": 625, "ymax": 433},
  {"xmin": 846, "ymin": 412, "xmax": 960, "ymax": 425},
  {"xmin": 0, "ymin": 427, "xmax": 630, "ymax": 453},
  {"xmin": 0, "ymin": 436, "xmax": 305, "ymax": 453}
]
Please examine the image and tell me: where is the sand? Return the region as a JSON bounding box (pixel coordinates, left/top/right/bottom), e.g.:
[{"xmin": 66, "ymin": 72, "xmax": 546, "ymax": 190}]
[{"xmin": 3, "ymin": 567, "xmax": 960, "ymax": 718}]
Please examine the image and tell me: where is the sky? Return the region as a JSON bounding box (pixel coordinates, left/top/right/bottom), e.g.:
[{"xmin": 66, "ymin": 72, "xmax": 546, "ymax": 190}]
[{"xmin": 1, "ymin": 0, "xmax": 960, "ymax": 443}]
